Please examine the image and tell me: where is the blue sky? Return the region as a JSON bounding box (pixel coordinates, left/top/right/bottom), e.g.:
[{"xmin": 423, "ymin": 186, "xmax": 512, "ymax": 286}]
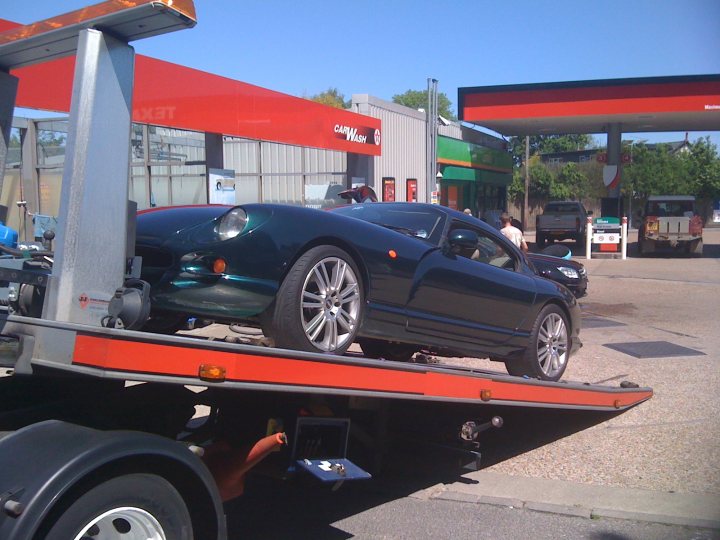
[{"xmin": 4, "ymin": 0, "xmax": 720, "ymax": 146}]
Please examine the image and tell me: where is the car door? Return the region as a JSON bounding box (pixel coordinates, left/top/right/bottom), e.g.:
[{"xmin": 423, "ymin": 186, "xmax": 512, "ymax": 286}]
[{"xmin": 405, "ymin": 221, "xmax": 537, "ymax": 348}]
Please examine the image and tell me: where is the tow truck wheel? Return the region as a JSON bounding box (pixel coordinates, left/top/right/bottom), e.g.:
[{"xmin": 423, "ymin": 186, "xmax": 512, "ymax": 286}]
[
  {"xmin": 272, "ymin": 245, "xmax": 364, "ymax": 355},
  {"xmin": 44, "ymin": 473, "xmax": 192, "ymax": 540},
  {"xmin": 505, "ymin": 304, "xmax": 569, "ymax": 382}
]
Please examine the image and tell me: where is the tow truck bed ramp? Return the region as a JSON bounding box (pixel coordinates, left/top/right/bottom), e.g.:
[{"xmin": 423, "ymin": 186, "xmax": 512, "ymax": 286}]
[{"xmin": 1, "ymin": 314, "xmax": 652, "ymax": 412}]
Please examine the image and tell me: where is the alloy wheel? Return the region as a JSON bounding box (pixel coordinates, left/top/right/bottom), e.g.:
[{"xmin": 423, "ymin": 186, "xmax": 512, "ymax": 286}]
[
  {"xmin": 300, "ymin": 256, "xmax": 361, "ymax": 352},
  {"xmin": 536, "ymin": 312, "xmax": 568, "ymax": 379}
]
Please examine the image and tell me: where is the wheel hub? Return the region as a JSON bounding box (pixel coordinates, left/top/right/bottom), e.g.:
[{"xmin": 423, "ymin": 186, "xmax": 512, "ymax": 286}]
[{"xmin": 302, "ymin": 256, "xmax": 360, "ymax": 352}]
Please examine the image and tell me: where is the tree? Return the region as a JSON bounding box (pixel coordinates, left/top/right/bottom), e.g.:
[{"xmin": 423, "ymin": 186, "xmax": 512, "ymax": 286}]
[
  {"xmin": 685, "ymin": 137, "xmax": 720, "ymax": 202},
  {"xmin": 555, "ymin": 162, "xmax": 588, "ymax": 200},
  {"xmin": 391, "ymin": 89, "xmax": 456, "ymax": 120},
  {"xmin": 309, "ymin": 87, "xmax": 350, "ymax": 109},
  {"xmin": 622, "ymin": 143, "xmax": 693, "ymax": 199},
  {"xmin": 507, "ymin": 135, "xmax": 594, "ymax": 167}
]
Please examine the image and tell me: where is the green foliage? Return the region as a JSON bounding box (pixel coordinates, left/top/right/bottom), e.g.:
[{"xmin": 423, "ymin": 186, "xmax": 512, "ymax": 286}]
[
  {"xmin": 623, "ymin": 143, "xmax": 692, "ymax": 198},
  {"xmin": 391, "ymin": 89, "xmax": 456, "ymax": 120},
  {"xmin": 508, "ymin": 158, "xmax": 591, "ymax": 204},
  {"xmin": 507, "ymin": 134, "xmax": 594, "ymax": 166},
  {"xmin": 621, "ymin": 138, "xmax": 720, "ymax": 221},
  {"xmin": 508, "ymin": 168, "xmax": 525, "ymax": 204},
  {"xmin": 309, "ymin": 87, "xmax": 350, "ymax": 109},
  {"xmin": 685, "ymin": 137, "xmax": 720, "ymax": 201},
  {"xmin": 556, "ymin": 162, "xmax": 588, "ymax": 199}
]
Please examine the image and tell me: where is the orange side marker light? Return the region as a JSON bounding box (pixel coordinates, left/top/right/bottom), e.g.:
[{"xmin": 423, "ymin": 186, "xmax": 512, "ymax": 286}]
[
  {"xmin": 480, "ymin": 389, "xmax": 492, "ymax": 401},
  {"xmin": 388, "ymin": 250, "xmax": 397, "ymax": 259},
  {"xmin": 213, "ymin": 258, "xmax": 227, "ymax": 273},
  {"xmin": 199, "ymin": 364, "xmax": 227, "ymax": 382}
]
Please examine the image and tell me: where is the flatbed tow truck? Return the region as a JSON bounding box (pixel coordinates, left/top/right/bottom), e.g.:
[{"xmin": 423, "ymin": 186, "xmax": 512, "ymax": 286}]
[{"xmin": 0, "ymin": 2, "xmax": 652, "ymax": 539}]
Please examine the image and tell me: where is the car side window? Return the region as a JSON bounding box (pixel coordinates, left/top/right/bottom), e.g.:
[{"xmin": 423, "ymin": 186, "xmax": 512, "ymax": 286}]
[{"xmin": 449, "ymin": 223, "xmax": 516, "ymax": 271}]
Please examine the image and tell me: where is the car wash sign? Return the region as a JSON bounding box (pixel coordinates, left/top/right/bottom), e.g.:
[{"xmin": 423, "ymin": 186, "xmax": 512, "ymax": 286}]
[{"xmin": 334, "ymin": 124, "xmax": 381, "ymax": 148}]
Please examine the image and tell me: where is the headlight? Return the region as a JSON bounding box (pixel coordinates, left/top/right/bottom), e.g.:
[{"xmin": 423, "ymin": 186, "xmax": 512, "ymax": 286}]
[
  {"xmin": 218, "ymin": 207, "xmax": 248, "ymax": 240},
  {"xmin": 558, "ymin": 266, "xmax": 579, "ymax": 279}
]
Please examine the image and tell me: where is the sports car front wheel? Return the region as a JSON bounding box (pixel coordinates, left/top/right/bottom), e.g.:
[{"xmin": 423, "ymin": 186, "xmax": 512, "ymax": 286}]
[
  {"xmin": 505, "ymin": 304, "xmax": 569, "ymax": 381},
  {"xmin": 271, "ymin": 245, "xmax": 363, "ymax": 355}
]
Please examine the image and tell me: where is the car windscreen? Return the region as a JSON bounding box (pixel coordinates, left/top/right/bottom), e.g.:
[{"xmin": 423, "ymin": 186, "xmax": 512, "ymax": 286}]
[
  {"xmin": 545, "ymin": 203, "xmax": 580, "ymax": 213},
  {"xmin": 332, "ymin": 205, "xmax": 443, "ymax": 240},
  {"xmin": 646, "ymin": 200, "xmax": 695, "ymax": 217}
]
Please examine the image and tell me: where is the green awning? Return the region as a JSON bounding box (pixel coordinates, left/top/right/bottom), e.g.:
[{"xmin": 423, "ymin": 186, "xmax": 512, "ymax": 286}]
[{"xmin": 441, "ymin": 166, "xmax": 511, "ymax": 186}]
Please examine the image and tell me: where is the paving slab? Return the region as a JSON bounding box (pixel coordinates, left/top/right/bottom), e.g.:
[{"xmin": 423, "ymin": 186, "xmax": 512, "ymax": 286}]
[{"xmin": 436, "ymin": 471, "xmax": 720, "ymax": 529}]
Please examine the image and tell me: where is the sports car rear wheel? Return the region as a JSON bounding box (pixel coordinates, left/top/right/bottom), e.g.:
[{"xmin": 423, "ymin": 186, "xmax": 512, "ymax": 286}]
[
  {"xmin": 272, "ymin": 246, "xmax": 363, "ymax": 355},
  {"xmin": 505, "ymin": 304, "xmax": 569, "ymax": 381}
]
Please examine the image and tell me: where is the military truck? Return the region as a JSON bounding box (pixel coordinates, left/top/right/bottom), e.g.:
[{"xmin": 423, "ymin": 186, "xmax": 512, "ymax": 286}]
[{"xmin": 637, "ymin": 195, "xmax": 703, "ymax": 256}]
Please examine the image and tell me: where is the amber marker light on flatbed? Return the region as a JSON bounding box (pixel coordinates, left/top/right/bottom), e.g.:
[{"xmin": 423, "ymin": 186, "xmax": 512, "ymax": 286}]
[{"xmin": 199, "ymin": 364, "xmax": 227, "ymax": 382}]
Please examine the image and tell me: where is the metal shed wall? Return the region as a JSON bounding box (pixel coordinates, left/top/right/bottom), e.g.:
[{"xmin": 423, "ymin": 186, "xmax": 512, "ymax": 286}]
[
  {"xmin": 223, "ymin": 138, "xmax": 346, "ymax": 205},
  {"xmin": 351, "ymin": 94, "xmax": 428, "ymax": 203}
]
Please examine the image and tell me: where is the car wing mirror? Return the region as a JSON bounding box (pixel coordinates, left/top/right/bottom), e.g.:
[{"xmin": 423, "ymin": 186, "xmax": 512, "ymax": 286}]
[{"xmin": 448, "ymin": 229, "xmax": 479, "ymax": 250}]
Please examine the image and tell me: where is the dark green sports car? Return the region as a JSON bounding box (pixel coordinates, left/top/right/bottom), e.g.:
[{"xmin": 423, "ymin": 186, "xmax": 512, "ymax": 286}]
[{"xmin": 136, "ymin": 202, "xmax": 582, "ymax": 381}]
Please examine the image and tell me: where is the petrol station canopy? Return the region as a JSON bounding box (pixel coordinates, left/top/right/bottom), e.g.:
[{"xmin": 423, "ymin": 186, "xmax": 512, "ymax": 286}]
[{"xmin": 458, "ymin": 75, "xmax": 720, "ymax": 137}]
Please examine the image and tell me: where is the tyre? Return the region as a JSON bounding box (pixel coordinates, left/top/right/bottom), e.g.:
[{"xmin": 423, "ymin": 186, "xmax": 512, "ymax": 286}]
[
  {"xmin": 505, "ymin": 304, "xmax": 570, "ymax": 382},
  {"xmin": 575, "ymin": 232, "xmax": 586, "ymax": 248},
  {"xmin": 690, "ymin": 239, "xmax": 703, "ymax": 257},
  {"xmin": 44, "ymin": 473, "xmax": 192, "ymax": 540},
  {"xmin": 358, "ymin": 338, "xmax": 417, "ymax": 362},
  {"xmin": 141, "ymin": 312, "xmax": 187, "ymax": 334},
  {"xmin": 271, "ymin": 245, "xmax": 363, "ymax": 355},
  {"xmin": 535, "ymin": 233, "xmax": 545, "ymax": 249}
]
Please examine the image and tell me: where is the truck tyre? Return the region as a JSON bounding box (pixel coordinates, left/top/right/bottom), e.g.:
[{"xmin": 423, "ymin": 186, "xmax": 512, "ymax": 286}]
[
  {"xmin": 535, "ymin": 233, "xmax": 545, "ymax": 249},
  {"xmin": 43, "ymin": 473, "xmax": 193, "ymax": 540},
  {"xmin": 690, "ymin": 239, "xmax": 703, "ymax": 257},
  {"xmin": 505, "ymin": 304, "xmax": 569, "ymax": 382}
]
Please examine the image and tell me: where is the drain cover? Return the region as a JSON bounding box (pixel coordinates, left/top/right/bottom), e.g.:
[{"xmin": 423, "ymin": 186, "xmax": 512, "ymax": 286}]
[
  {"xmin": 582, "ymin": 316, "xmax": 626, "ymax": 329},
  {"xmin": 603, "ymin": 341, "xmax": 706, "ymax": 359}
]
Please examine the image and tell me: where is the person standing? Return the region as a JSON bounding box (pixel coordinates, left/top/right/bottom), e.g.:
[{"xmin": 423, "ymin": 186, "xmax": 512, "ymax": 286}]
[{"xmin": 500, "ymin": 212, "xmax": 528, "ymax": 252}]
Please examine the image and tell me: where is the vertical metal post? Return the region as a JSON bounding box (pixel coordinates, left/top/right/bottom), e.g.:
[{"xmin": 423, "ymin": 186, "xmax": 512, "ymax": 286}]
[
  {"xmin": 585, "ymin": 215, "xmax": 592, "ymax": 260},
  {"xmin": 621, "ymin": 216, "xmax": 628, "ymax": 260},
  {"xmin": 20, "ymin": 119, "xmax": 40, "ymax": 241},
  {"xmin": 0, "ymin": 70, "xmax": 19, "ymax": 196},
  {"xmin": 42, "ymin": 29, "xmax": 135, "ymax": 325},
  {"xmin": 523, "ymin": 135, "xmax": 529, "ymax": 227},
  {"xmin": 426, "ymin": 78, "xmax": 438, "ymax": 204}
]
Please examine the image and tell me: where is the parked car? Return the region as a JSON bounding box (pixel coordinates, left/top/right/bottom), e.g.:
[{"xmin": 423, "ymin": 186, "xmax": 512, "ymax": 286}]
[
  {"xmin": 527, "ymin": 250, "xmax": 588, "ymax": 298},
  {"xmin": 535, "ymin": 201, "xmax": 591, "ymax": 248},
  {"xmin": 136, "ymin": 203, "xmax": 582, "ymax": 381},
  {"xmin": 637, "ymin": 195, "xmax": 703, "ymax": 256}
]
